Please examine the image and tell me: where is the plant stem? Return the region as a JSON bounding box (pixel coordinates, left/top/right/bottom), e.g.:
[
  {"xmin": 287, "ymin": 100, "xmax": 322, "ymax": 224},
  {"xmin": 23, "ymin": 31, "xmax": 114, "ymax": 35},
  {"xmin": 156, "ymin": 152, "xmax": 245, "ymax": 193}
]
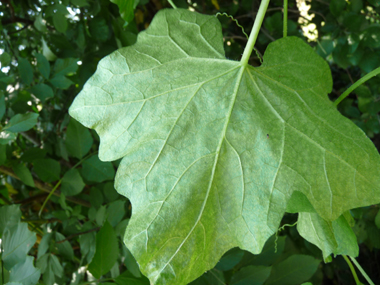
[
  {"xmin": 350, "ymin": 256, "xmax": 375, "ymax": 285},
  {"xmin": 38, "ymin": 152, "xmax": 96, "ymax": 216},
  {"xmin": 283, "ymin": 0, "xmax": 288, "ymax": 37},
  {"xmin": 167, "ymin": 0, "xmax": 177, "ymax": 9},
  {"xmin": 334, "ymin": 66, "xmax": 380, "ymax": 106},
  {"xmin": 240, "ymin": 0, "xmax": 271, "ymax": 66},
  {"xmin": 342, "ymin": 255, "xmax": 362, "ymax": 285}
]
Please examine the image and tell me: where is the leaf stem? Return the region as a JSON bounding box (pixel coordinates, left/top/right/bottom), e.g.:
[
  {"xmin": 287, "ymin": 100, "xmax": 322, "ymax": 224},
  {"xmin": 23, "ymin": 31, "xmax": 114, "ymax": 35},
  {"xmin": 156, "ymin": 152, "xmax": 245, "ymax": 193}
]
[
  {"xmin": 38, "ymin": 152, "xmax": 96, "ymax": 216},
  {"xmin": 240, "ymin": 0, "xmax": 271, "ymax": 66},
  {"xmin": 283, "ymin": 0, "xmax": 288, "ymax": 37},
  {"xmin": 167, "ymin": 0, "xmax": 177, "ymax": 9},
  {"xmin": 342, "ymin": 255, "xmax": 362, "ymax": 285},
  {"xmin": 334, "ymin": 66, "xmax": 380, "ymax": 106},
  {"xmin": 350, "ymin": 256, "xmax": 375, "ymax": 285}
]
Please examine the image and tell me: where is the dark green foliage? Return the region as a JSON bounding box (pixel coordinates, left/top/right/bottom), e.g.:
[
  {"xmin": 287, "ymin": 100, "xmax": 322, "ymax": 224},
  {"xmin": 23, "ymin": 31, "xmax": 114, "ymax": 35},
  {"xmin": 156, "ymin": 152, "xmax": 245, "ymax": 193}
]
[{"xmin": 0, "ymin": 0, "xmax": 379, "ymax": 284}]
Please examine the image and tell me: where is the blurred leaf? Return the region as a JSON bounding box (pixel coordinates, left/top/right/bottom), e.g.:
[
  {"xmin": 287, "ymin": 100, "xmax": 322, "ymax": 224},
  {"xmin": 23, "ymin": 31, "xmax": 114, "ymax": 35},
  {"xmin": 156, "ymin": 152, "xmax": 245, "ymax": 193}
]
[
  {"xmin": 34, "ymin": 13, "xmax": 47, "ymax": 33},
  {"xmin": 240, "ymin": 235, "xmax": 286, "ymax": 267},
  {"xmin": 95, "ymin": 205, "xmax": 107, "ymax": 226},
  {"xmin": 88, "ymin": 221, "xmax": 119, "ymax": 278},
  {"xmin": 0, "ymin": 92, "xmax": 6, "ymax": 120},
  {"xmin": 215, "ymin": 248, "xmax": 244, "ymax": 271},
  {"xmin": 81, "ymin": 156, "xmax": 115, "ymax": 183},
  {"xmin": 0, "ymin": 131, "xmax": 17, "ymax": 145},
  {"xmin": 0, "ymin": 144, "xmax": 6, "ymax": 165},
  {"xmin": 65, "ymin": 119, "xmax": 93, "ymax": 159},
  {"xmin": 89, "ymin": 187, "xmax": 104, "ymax": 208},
  {"xmin": 122, "ymin": 245, "xmax": 141, "ymax": 278},
  {"xmin": 8, "ymin": 256, "xmax": 41, "ymax": 285},
  {"xmin": 375, "ymin": 209, "xmax": 380, "ymax": 229},
  {"xmin": 2, "ymin": 222, "xmax": 37, "ymax": 270},
  {"xmin": 55, "ymin": 232, "xmax": 74, "ymax": 260},
  {"xmin": 60, "ymin": 168, "xmax": 85, "ymax": 196},
  {"xmin": 33, "ymin": 158, "xmax": 61, "ymax": 182},
  {"xmin": 330, "ymin": 0, "xmax": 346, "ymax": 17},
  {"xmin": 30, "ymin": 84, "xmax": 54, "ymax": 102},
  {"xmin": 17, "ymin": 58, "xmax": 34, "ymax": 85},
  {"xmin": 54, "ymin": 58, "xmax": 78, "ymax": 76},
  {"xmin": 0, "ymin": 204, "xmax": 22, "ymax": 234},
  {"xmin": 4, "ymin": 113, "xmax": 39, "ymax": 133},
  {"xmin": 110, "ymin": 0, "xmax": 136, "ymax": 24},
  {"xmin": 230, "ymin": 265, "xmax": 271, "ymax": 285},
  {"xmin": 0, "ymin": 52, "xmax": 11, "ymax": 67},
  {"xmin": 79, "ymin": 231, "xmax": 96, "ymax": 264},
  {"xmin": 37, "ymin": 233, "xmax": 52, "ymax": 260},
  {"xmin": 21, "ymin": 148, "xmax": 47, "ymax": 163},
  {"xmin": 89, "ymin": 18, "xmax": 110, "ymax": 42},
  {"xmin": 106, "ymin": 200, "xmax": 125, "ymax": 227},
  {"xmin": 49, "ymin": 75, "xmax": 73, "ymax": 89},
  {"xmin": 12, "ymin": 164, "xmax": 35, "ymax": 187},
  {"xmin": 115, "ymin": 270, "xmax": 150, "ymax": 285},
  {"xmin": 362, "ymin": 26, "xmax": 380, "ymax": 49},
  {"xmin": 265, "ymin": 255, "xmax": 320, "ymax": 285},
  {"xmin": 42, "ymin": 38, "xmax": 57, "ymax": 61},
  {"xmin": 35, "ymin": 53, "xmax": 50, "ymax": 79},
  {"xmin": 71, "ymin": 0, "xmax": 89, "ymax": 7},
  {"xmin": 53, "ymin": 14, "xmax": 68, "ymax": 33}
]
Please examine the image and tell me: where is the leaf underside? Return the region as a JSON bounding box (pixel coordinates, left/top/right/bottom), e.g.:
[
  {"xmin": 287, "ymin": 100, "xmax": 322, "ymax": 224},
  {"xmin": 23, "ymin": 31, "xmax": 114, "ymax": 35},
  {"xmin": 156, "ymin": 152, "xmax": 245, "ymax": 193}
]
[{"xmin": 69, "ymin": 9, "xmax": 380, "ymax": 285}]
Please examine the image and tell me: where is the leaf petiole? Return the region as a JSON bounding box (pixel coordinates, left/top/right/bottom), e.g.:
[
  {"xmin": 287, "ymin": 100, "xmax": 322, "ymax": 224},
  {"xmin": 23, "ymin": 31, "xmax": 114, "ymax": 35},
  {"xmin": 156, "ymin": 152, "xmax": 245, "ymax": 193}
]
[
  {"xmin": 283, "ymin": 0, "xmax": 288, "ymax": 37},
  {"xmin": 334, "ymin": 66, "xmax": 380, "ymax": 106},
  {"xmin": 342, "ymin": 255, "xmax": 363, "ymax": 285},
  {"xmin": 167, "ymin": 0, "xmax": 177, "ymax": 9},
  {"xmin": 240, "ymin": 0, "xmax": 271, "ymax": 66},
  {"xmin": 349, "ymin": 256, "xmax": 375, "ymax": 285}
]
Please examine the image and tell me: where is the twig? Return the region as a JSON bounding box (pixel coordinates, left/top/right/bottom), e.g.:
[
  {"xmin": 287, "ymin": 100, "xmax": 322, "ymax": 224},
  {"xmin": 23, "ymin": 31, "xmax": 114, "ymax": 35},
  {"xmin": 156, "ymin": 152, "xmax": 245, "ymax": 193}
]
[
  {"xmin": 0, "ymin": 165, "xmax": 91, "ymax": 208},
  {"xmin": 260, "ymin": 27, "xmax": 276, "ymax": 41},
  {"xmin": 56, "ymin": 227, "xmax": 100, "ymax": 244}
]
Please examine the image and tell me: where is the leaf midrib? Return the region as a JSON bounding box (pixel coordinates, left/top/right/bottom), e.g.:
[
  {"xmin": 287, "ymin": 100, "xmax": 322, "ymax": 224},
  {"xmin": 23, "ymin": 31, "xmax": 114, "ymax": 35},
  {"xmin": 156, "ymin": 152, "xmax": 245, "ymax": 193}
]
[{"xmin": 152, "ymin": 65, "xmax": 246, "ymax": 278}]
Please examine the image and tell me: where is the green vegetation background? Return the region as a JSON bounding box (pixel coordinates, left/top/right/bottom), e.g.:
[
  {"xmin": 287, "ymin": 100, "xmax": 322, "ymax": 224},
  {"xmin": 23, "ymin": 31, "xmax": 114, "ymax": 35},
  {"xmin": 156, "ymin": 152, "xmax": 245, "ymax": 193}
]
[{"xmin": 0, "ymin": 0, "xmax": 379, "ymax": 284}]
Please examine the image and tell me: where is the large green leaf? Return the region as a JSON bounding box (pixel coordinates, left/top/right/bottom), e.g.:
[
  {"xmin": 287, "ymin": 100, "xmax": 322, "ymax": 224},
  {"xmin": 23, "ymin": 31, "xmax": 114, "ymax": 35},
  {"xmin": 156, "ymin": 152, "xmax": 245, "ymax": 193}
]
[
  {"xmin": 69, "ymin": 9, "xmax": 380, "ymax": 285},
  {"xmin": 8, "ymin": 256, "xmax": 41, "ymax": 285},
  {"xmin": 297, "ymin": 212, "xmax": 358, "ymax": 259},
  {"xmin": 2, "ymin": 222, "xmax": 37, "ymax": 270},
  {"xmin": 0, "ymin": 205, "xmax": 22, "ymax": 235}
]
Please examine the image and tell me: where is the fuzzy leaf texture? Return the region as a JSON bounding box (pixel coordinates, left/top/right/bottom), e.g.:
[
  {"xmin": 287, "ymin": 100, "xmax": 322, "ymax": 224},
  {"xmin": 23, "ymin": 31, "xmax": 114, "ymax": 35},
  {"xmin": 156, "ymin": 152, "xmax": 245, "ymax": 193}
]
[{"xmin": 69, "ymin": 9, "xmax": 380, "ymax": 285}]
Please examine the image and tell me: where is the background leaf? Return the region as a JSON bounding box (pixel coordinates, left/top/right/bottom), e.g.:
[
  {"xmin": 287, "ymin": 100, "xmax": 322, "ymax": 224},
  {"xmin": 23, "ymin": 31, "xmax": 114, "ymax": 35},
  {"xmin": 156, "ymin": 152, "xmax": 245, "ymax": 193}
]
[
  {"xmin": 88, "ymin": 221, "xmax": 119, "ymax": 278},
  {"xmin": 4, "ymin": 113, "xmax": 39, "ymax": 133},
  {"xmin": 264, "ymin": 255, "xmax": 320, "ymax": 285}
]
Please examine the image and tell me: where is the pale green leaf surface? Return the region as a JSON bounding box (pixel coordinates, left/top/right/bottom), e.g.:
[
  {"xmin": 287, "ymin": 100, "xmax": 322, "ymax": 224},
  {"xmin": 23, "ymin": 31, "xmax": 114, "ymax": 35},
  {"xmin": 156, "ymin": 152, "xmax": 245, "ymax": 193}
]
[
  {"xmin": 4, "ymin": 113, "xmax": 39, "ymax": 133},
  {"xmin": 298, "ymin": 212, "xmax": 358, "ymax": 259},
  {"xmin": 264, "ymin": 255, "xmax": 319, "ymax": 285},
  {"xmin": 2, "ymin": 222, "xmax": 37, "ymax": 270},
  {"xmin": 0, "ymin": 204, "xmax": 22, "ymax": 235},
  {"xmin": 8, "ymin": 256, "xmax": 41, "ymax": 285},
  {"xmin": 0, "ymin": 131, "xmax": 17, "ymax": 144},
  {"xmin": 69, "ymin": 9, "xmax": 380, "ymax": 285}
]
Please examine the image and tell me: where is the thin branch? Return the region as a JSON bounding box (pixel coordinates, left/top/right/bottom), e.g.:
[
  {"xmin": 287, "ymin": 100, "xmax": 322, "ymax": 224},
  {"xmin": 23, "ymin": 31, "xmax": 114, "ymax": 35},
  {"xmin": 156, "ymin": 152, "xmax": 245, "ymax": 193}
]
[
  {"xmin": 0, "ymin": 165, "xmax": 91, "ymax": 208},
  {"xmin": 56, "ymin": 227, "xmax": 100, "ymax": 244}
]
